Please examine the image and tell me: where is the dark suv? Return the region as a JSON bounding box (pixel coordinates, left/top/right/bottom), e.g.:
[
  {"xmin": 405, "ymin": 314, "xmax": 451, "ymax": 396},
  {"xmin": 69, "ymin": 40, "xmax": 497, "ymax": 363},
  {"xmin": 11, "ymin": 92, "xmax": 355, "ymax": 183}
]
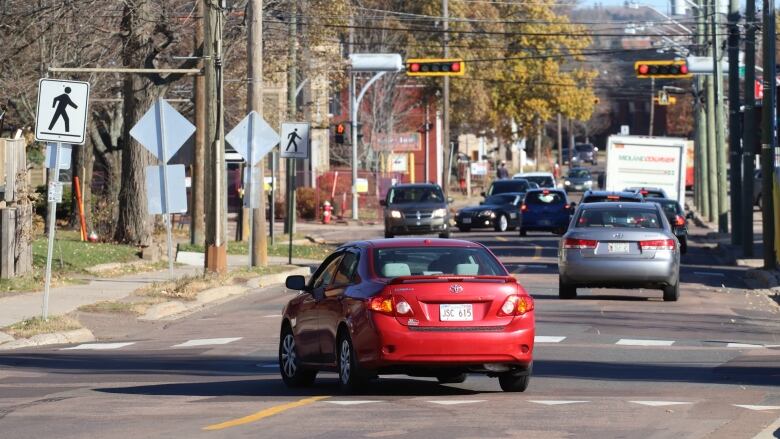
[
  {"xmin": 571, "ymin": 143, "xmax": 598, "ymax": 166},
  {"xmin": 381, "ymin": 184, "xmax": 452, "ymax": 239}
]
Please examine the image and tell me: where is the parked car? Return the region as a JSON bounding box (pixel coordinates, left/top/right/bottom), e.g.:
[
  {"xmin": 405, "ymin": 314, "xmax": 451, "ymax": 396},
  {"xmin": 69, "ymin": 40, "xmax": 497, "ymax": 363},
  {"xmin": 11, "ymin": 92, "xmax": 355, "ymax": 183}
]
[
  {"xmin": 381, "ymin": 184, "xmax": 452, "ymax": 239},
  {"xmin": 279, "ymin": 239, "xmax": 536, "ymax": 392},
  {"xmin": 563, "ymin": 167, "xmax": 594, "ymax": 192},
  {"xmin": 484, "ymin": 179, "xmax": 535, "ymax": 197},
  {"xmin": 647, "ymin": 198, "xmax": 689, "ymax": 254},
  {"xmin": 558, "ymin": 202, "xmax": 680, "ymax": 301},
  {"xmin": 512, "ymin": 172, "xmax": 557, "ymax": 189},
  {"xmin": 624, "ymin": 187, "xmax": 668, "ymax": 199},
  {"xmin": 581, "ymin": 190, "xmax": 644, "ymax": 204},
  {"xmin": 519, "ymin": 189, "xmax": 574, "ymax": 236},
  {"xmin": 571, "ymin": 143, "xmax": 598, "ymax": 166},
  {"xmin": 456, "ymin": 193, "xmax": 523, "ymax": 232}
]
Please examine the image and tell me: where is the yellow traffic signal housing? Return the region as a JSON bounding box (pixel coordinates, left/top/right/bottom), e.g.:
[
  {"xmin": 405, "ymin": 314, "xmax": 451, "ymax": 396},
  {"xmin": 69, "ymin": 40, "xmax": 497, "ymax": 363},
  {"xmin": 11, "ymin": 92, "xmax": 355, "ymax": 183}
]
[
  {"xmin": 406, "ymin": 58, "xmax": 465, "ymax": 77},
  {"xmin": 653, "ymin": 96, "xmax": 678, "ymax": 105},
  {"xmin": 635, "ymin": 60, "xmax": 692, "ymax": 79}
]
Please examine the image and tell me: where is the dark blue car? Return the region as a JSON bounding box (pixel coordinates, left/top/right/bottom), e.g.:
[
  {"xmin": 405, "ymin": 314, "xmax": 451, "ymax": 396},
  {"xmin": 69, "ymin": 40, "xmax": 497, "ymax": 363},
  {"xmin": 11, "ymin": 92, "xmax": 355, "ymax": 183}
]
[{"xmin": 519, "ymin": 189, "xmax": 575, "ymax": 236}]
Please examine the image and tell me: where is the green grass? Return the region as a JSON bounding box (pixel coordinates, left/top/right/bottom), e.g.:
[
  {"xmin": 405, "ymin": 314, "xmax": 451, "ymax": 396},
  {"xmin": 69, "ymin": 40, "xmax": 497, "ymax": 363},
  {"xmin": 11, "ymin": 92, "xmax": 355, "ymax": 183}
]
[
  {"xmin": 179, "ymin": 240, "xmax": 333, "ymax": 260},
  {"xmin": 33, "ymin": 230, "xmax": 139, "ymax": 273},
  {"xmin": 3, "ymin": 316, "xmax": 82, "ymax": 339},
  {"xmin": 78, "ymin": 301, "xmax": 140, "ymax": 315}
]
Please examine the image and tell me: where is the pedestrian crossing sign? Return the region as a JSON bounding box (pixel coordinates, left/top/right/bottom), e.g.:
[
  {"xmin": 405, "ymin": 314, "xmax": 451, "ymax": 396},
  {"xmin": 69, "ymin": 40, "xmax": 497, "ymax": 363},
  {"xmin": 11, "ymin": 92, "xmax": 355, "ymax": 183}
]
[
  {"xmin": 281, "ymin": 122, "xmax": 310, "ymax": 159},
  {"xmin": 35, "ymin": 79, "xmax": 90, "ymax": 145}
]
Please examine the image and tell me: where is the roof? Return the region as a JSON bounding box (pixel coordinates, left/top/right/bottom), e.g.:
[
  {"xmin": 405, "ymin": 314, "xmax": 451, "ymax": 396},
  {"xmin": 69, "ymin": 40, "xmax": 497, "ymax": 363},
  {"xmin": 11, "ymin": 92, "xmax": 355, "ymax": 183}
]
[
  {"xmin": 390, "ymin": 183, "xmax": 441, "ymax": 189},
  {"xmin": 342, "ymin": 238, "xmax": 483, "ymax": 249},
  {"xmin": 584, "ymin": 190, "xmax": 640, "ymax": 197},
  {"xmin": 525, "ymin": 188, "xmax": 565, "ymax": 194},
  {"xmin": 513, "ymin": 172, "xmax": 553, "ymax": 177},
  {"xmin": 579, "ymin": 201, "xmax": 659, "ymax": 210}
]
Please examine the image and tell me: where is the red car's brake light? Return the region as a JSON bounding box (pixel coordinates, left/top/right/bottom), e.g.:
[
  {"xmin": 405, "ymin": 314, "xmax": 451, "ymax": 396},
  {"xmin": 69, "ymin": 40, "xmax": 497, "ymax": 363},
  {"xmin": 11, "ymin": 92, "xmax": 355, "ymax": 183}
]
[
  {"xmin": 369, "ymin": 295, "xmax": 414, "ymax": 316},
  {"xmin": 563, "ymin": 238, "xmax": 598, "ymax": 249},
  {"xmin": 674, "ymin": 215, "xmax": 686, "ymax": 227},
  {"xmin": 497, "ymin": 295, "xmax": 535, "ymax": 317},
  {"xmin": 639, "ymin": 239, "xmax": 676, "ymax": 250}
]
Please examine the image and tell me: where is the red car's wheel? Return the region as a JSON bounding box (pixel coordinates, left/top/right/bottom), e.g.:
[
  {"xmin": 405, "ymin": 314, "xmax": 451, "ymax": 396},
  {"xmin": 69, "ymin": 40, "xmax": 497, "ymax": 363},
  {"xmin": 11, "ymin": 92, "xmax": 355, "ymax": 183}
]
[
  {"xmin": 337, "ymin": 332, "xmax": 368, "ymax": 393},
  {"xmin": 279, "ymin": 326, "xmax": 316, "ymax": 387},
  {"xmin": 498, "ymin": 371, "xmax": 530, "ymax": 392}
]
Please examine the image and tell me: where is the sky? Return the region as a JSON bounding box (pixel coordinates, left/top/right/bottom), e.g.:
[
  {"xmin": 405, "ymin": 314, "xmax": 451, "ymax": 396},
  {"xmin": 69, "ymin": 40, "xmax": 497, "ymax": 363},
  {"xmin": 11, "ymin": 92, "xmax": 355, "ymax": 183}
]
[{"xmin": 579, "ymin": 0, "xmax": 687, "ymax": 14}]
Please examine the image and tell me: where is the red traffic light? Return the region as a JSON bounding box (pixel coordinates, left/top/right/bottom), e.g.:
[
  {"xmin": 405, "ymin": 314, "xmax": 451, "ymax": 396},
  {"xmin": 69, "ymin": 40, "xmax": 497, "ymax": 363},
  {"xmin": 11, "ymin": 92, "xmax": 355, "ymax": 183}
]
[
  {"xmin": 680, "ymin": 64, "xmax": 688, "ymax": 74},
  {"xmin": 451, "ymin": 62, "xmax": 461, "ymax": 72},
  {"xmin": 336, "ymin": 123, "xmax": 345, "ymax": 135},
  {"xmin": 638, "ymin": 64, "xmax": 649, "ymax": 75},
  {"xmin": 410, "ymin": 63, "xmax": 421, "ymax": 73}
]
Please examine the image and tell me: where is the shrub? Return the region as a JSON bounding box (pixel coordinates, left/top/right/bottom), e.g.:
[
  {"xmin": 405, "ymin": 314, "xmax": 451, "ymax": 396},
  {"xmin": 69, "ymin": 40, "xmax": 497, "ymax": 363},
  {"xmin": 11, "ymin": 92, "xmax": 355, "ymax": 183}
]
[{"xmin": 295, "ymin": 187, "xmax": 330, "ymax": 220}]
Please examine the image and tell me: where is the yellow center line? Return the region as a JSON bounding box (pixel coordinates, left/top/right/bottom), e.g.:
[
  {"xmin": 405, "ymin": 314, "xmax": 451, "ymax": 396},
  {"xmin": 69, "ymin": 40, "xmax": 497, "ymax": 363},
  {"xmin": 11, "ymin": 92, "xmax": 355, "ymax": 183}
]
[
  {"xmin": 203, "ymin": 396, "xmax": 329, "ymax": 431},
  {"xmin": 496, "ymin": 236, "xmax": 508, "ymax": 242},
  {"xmin": 532, "ymin": 245, "xmax": 543, "ymax": 260}
]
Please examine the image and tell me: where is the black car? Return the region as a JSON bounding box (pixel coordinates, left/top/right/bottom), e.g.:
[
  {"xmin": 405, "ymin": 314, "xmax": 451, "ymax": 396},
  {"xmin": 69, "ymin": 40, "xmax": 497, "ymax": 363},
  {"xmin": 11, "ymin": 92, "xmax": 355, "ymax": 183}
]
[
  {"xmin": 381, "ymin": 183, "xmax": 452, "ymax": 239},
  {"xmin": 571, "ymin": 143, "xmax": 598, "ymax": 166},
  {"xmin": 456, "ymin": 193, "xmax": 523, "ymax": 232},
  {"xmin": 563, "ymin": 168, "xmax": 594, "ymax": 192},
  {"xmin": 647, "ymin": 198, "xmax": 689, "ymax": 254},
  {"xmin": 483, "ymin": 179, "xmax": 534, "ymax": 197},
  {"xmin": 581, "ymin": 190, "xmax": 644, "ymax": 204},
  {"xmin": 624, "ymin": 187, "xmax": 668, "ymax": 199}
]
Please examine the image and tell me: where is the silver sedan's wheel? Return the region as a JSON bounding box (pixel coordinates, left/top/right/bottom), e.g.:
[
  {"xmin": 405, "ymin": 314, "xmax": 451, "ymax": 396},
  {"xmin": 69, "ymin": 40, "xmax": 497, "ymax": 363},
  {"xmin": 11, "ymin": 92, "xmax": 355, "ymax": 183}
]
[
  {"xmin": 279, "ymin": 327, "xmax": 316, "ymax": 387},
  {"xmin": 495, "ymin": 214, "xmax": 508, "ymax": 232}
]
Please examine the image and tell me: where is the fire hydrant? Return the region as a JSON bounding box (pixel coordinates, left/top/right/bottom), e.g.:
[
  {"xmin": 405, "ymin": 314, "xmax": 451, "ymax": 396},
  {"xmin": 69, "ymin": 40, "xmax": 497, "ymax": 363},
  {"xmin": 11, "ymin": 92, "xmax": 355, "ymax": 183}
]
[{"xmin": 322, "ymin": 200, "xmax": 333, "ymax": 224}]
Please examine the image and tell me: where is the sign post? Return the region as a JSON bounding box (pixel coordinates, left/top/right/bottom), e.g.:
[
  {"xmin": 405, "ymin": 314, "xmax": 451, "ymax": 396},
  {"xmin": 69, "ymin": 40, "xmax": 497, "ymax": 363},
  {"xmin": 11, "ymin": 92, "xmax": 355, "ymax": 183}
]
[
  {"xmin": 281, "ymin": 122, "xmax": 310, "ymax": 264},
  {"xmin": 35, "ymin": 78, "xmax": 89, "ymax": 320},
  {"xmin": 226, "ymin": 111, "xmax": 280, "ymax": 267},
  {"xmin": 130, "ymin": 98, "xmax": 195, "ymax": 276}
]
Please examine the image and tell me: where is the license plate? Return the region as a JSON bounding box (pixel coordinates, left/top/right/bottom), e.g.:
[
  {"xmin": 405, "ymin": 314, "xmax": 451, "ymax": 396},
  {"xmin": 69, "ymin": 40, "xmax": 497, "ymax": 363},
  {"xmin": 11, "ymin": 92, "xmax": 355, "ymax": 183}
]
[
  {"xmin": 462, "ymin": 218, "xmax": 472, "ymax": 224},
  {"xmin": 539, "ymin": 219, "xmax": 551, "ymax": 226},
  {"xmin": 608, "ymin": 242, "xmax": 630, "ymax": 253},
  {"xmin": 440, "ymin": 304, "xmax": 473, "ymax": 321}
]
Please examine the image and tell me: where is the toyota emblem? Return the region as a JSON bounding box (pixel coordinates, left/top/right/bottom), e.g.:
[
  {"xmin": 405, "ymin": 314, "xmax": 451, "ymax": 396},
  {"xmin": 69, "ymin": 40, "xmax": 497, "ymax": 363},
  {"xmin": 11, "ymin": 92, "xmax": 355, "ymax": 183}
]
[{"xmin": 449, "ymin": 284, "xmax": 463, "ymax": 294}]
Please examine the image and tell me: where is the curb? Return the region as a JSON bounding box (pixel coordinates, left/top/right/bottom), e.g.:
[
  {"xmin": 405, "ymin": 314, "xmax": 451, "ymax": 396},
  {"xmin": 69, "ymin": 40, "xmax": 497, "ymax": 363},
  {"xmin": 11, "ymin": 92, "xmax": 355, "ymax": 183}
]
[
  {"xmin": 0, "ymin": 328, "xmax": 95, "ymax": 351},
  {"xmin": 140, "ymin": 266, "xmax": 311, "ymax": 321}
]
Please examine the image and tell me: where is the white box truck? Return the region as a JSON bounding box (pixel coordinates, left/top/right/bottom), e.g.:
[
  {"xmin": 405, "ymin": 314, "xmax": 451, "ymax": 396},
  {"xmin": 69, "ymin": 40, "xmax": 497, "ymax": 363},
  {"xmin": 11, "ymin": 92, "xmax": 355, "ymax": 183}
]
[{"xmin": 605, "ymin": 135, "xmax": 688, "ymax": 204}]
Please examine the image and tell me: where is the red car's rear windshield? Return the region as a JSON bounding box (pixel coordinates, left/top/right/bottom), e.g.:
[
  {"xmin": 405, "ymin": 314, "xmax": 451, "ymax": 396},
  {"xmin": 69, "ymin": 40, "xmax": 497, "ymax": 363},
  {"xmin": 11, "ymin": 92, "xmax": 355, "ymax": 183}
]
[{"xmin": 373, "ymin": 247, "xmax": 506, "ymax": 278}]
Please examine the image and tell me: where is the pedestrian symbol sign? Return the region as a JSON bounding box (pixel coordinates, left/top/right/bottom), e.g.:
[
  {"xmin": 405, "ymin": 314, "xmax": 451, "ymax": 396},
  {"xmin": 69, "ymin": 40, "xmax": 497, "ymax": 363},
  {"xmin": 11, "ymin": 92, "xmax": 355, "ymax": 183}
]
[
  {"xmin": 281, "ymin": 122, "xmax": 310, "ymax": 159},
  {"xmin": 35, "ymin": 79, "xmax": 90, "ymax": 145}
]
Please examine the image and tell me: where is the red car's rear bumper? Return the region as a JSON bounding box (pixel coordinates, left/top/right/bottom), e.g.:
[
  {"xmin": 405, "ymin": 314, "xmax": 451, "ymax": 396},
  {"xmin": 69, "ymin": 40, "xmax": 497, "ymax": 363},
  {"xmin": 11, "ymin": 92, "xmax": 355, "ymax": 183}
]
[{"xmin": 357, "ymin": 312, "xmax": 534, "ymax": 369}]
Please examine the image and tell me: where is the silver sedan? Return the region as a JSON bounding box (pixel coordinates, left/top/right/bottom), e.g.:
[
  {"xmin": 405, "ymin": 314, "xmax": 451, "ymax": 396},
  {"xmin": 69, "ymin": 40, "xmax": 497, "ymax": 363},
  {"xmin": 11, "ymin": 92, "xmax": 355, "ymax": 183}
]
[{"xmin": 558, "ymin": 202, "xmax": 680, "ymax": 301}]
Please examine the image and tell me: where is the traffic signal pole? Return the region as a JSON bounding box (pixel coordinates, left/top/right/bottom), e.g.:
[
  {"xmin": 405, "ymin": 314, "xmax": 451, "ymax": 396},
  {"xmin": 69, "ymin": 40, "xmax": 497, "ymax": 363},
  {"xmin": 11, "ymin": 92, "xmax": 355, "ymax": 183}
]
[
  {"xmin": 727, "ymin": 0, "xmax": 741, "ymax": 244},
  {"xmin": 712, "ymin": 0, "xmax": 729, "ymax": 233},
  {"xmin": 741, "ymin": 0, "xmax": 757, "ymax": 257},
  {"xmin": 760, "ymin": 0, "xmax": 777, "ymax": 268}
]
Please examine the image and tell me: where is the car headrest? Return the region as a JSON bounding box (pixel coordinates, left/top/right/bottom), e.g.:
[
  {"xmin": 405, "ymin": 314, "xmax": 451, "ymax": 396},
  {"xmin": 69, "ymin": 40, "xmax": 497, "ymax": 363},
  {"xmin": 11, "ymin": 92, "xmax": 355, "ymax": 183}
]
[
  {"xmin": 382, "ymin": 263, "xmax": 411, "ymax": 277},
  {"xmin": 455, "ymin": 263, "xmax": 479, "ymax": 276}
]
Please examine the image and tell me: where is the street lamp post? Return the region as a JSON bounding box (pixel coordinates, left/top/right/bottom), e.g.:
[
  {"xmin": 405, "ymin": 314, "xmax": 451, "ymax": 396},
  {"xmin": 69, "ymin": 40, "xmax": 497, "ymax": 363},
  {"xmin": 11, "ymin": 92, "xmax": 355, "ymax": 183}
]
[{"xmin": 348, "ymin": 54, "xmax": 403, "ymax": 220}]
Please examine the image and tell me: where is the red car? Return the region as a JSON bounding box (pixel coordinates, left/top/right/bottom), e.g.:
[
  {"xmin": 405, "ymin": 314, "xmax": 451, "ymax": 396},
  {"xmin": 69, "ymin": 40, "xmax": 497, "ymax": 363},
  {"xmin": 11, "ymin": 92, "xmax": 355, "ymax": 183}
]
[{"xmin": 279, "ymin": 238, "xmax": 535, "ymax": 393}]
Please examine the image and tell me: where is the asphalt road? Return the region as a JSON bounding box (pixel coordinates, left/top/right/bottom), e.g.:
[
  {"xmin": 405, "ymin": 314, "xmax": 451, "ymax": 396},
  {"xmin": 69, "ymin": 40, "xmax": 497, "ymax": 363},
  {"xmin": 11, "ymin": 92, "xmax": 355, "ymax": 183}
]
[{"xmin": 2, "ymin": 209, "xmax": 780, "ymax": 437}]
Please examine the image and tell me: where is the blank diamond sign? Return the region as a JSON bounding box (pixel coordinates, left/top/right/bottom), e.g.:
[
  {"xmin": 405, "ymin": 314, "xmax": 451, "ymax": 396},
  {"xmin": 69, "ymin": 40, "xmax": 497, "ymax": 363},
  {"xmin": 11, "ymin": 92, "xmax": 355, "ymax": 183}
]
[{"xmin": 130, "ymin": 98, "xmax": 195, "ymax": 163}]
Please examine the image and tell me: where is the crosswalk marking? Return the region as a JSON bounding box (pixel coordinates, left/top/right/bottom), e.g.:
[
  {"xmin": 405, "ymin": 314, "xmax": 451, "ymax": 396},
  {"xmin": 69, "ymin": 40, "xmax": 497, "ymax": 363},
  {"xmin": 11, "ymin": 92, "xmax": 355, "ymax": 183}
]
[
  {"xmin": 427, "ymin": 400, "xmax": 485, "ymax": 405},
  {"xmin": 263, "ymin": 314, "xmax": 283, "ymax": 318},
  {"xmin": 726, "ymin": 343, "xmax": 764, "ymax": 348},
  {"xmin": 257, "ymin": 363, "xmax": 278, "ymax": 368},
  {"xmin": 62, "ymin": 342, "xmax": 135, "ymax": 350},
  {"xmin": 535, "ymin": 336, "xmax": 566, "ymax": 343},
  {"xmin": 529, "ymin": 400, "xmax": 588, "ymax": 406},
  {"xmin": 616, "ymin": 339, "xmax": 675, "ymax": 347},
  {"xmin": 733, "ymin": 404, "xmax": 780, "ymax": 411},
  {"xmin": 172, "ymin": 337, "xmax": 242, "ymax": 348},
  {"xmin": 630, "ymin": 401, "xmax": 692, "ymax": 407},
  {"xmin": 325, "ymin": 401, "xmax": 382, "ymax": 406}
]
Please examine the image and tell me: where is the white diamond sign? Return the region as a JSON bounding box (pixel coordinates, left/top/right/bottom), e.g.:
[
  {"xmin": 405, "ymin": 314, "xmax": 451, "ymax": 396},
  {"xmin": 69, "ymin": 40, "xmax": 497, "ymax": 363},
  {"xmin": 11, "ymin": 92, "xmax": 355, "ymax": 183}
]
[
  {"xmin": 130, "ymin": 98, "xmax": 195, "ymax": 163},
  {"xmin": 225, "ymin": 111, "xmax": 280, "ymax": 165}
]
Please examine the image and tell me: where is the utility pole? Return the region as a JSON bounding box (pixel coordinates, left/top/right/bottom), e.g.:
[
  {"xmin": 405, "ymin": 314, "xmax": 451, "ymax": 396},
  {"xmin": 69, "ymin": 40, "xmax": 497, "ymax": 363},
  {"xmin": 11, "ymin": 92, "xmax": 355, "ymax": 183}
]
[
  {"xmin": 712, "ymin": 0, "xmax": 729, "ymax": 233},
  {"xmin": 191, "ymin": 0, "xmax": 205, "ymax": 246},
  {"xmin": 649, "ymin": 77, "xmax": 655, "ymax": 136},
  {"xmin": 248, "ymin": 0, "xmax": 268, "ymax": 267},
  {"xmin": 727, "ymin": 0, "xmax": 741, "ymax": 244},
  {"xmin": 705, "ymin": 0, "xmax": 718, "ymax": 225},
  {"xmin": 442, "ymin": 0, "xmax": 451, "ymax": 195},
  {"xmin": 204, "ymin": 0, "xmax": 227, "ymax": 273},
  {"xmin": 696, "ymin": 0, "xmax": 710, "ymax": 220},
  {"xmin": 761, "ymin": 0, "xmax": 777, "ymax": 268},
  {"xmin": 568, "ymin": 117, "xmax": 575, "ymax": 165},
  {"xmin": 742, "ymin": 0, "xmax": 757, "ymax": 257},
  {"xmin": 557, "ymin": 113, "xmax": 563, "ymax": 171},
  {"xmin": 286, "ymin": 0, "xmax": 297, "ymax": 235}
]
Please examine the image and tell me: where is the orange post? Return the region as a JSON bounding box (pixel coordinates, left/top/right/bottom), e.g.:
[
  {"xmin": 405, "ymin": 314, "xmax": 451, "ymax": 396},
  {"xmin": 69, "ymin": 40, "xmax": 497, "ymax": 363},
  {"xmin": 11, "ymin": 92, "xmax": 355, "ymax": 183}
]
[{"xmin": 74, "ymin": 176, "xmax": 87, "ymax": 241}]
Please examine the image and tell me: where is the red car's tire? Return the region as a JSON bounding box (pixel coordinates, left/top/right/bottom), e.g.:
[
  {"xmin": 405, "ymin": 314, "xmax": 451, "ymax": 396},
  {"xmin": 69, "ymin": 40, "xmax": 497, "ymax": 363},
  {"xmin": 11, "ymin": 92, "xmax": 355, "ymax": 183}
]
[
  {"xmin": 279, "ymin": 326, "xmax": 316, "ymax": 387},
  {"xmin": 337, "ymin": 332, "xmax": 368, "ymax": 393},
  {"xmin": 498, "ymin": 372, "xmax": 530, "ymax": 392}
]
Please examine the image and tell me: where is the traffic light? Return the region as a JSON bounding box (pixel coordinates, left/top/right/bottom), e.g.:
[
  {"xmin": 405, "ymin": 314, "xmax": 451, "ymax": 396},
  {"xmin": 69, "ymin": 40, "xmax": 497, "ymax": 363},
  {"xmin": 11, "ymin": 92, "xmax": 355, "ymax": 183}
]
[
  {"xmin": 634, "ymin": 60, "xmax": 691, "ymax": 79},
  {"xmin": 335, "ymin": 123, "xmax": 345, "ymax": 144},
  {"xmin": 406, "ymin": 58, "xmax": 465, "ymax": 77}
]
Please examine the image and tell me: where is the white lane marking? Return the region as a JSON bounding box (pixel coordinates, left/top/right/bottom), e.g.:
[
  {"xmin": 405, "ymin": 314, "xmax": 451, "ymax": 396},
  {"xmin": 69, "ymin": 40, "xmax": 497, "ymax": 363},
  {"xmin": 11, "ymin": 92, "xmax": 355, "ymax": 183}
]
[
  {"xmin": 62, "ymin": 342, "xmax": 135, "ymax": 350},
  {"xmin": 535, "ymin": 336, "xmax": 566, "ymax": 343},
  {"xmin": 257, "ymin": 363, "xmax": 278, "ymax": 368},
  {"xmin": 325, "ymin": 400, "xmax": 383, "ymax": 406},
  {"xmin": 529, "ymin": 400, "xmax": 588, "ymax": 406},
  {"xmin": 693, "ymin": 271, "xmax": 726, "ymax": 277},
  {"xmin": 733, "ymin": 404, "xmax": 780, "ymax": 411},
  {"xmin": 172, "ymin": 337, "xmax": 242, "ymax": 348},
  {"xmin": 263, "ymin": 314, "xmax": 283, "ymax": 318},
  {"xmin": 427, "ymin": 400, "xmax": 486, "ymax": 405},
  {"xmin": 630, "ymin": 401, "xmax": 692, "ymax": 407},
  {"xmin": 727, "ymin": 343, "xmax": 765, "ymax": 348},
  {"xmin": 616, "ymin": 339, "xmax": 675, "ymax": 347},
  {"xmin": 517, "ymin": 264, "xmax": 548, "ymax": 269}
]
